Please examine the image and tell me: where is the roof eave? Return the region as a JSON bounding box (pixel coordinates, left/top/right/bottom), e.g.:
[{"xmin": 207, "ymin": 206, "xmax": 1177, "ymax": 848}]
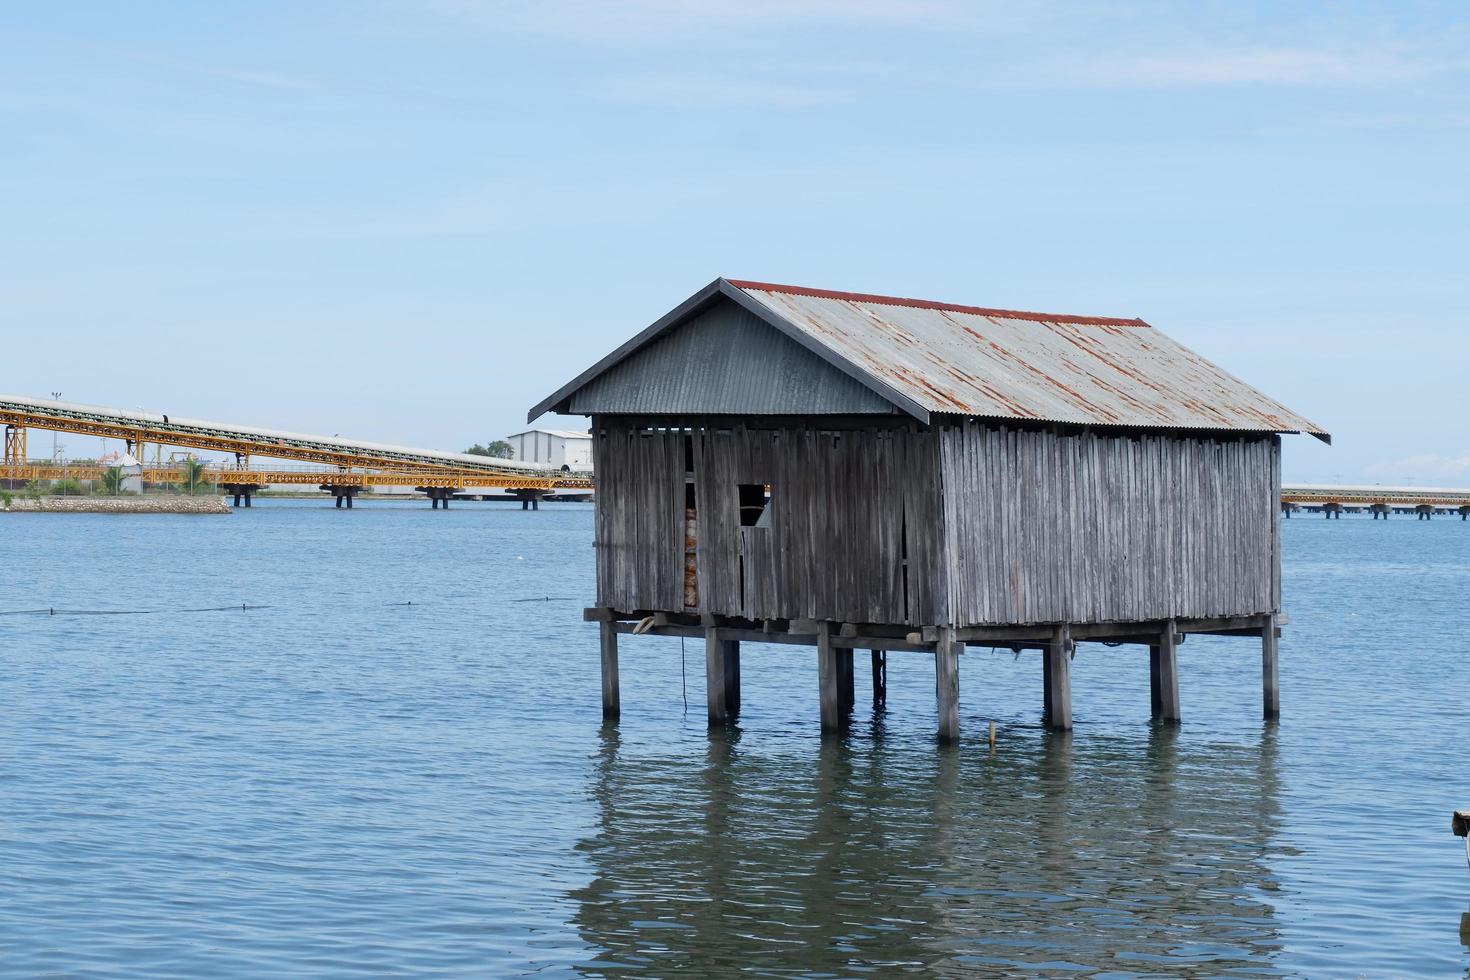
[
  {"xmin": 526, "ymin": 278, "xmax": 729, "ymax": 422},
  {"xmin": 527, "ymin": 277, "xmax": 931, "ymax": 424}
]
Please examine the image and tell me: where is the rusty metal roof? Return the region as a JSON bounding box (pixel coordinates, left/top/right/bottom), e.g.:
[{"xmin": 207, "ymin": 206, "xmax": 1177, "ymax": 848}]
[
  {"xmin": 727, "ymin": 280, "xmax": 1328, "ymax": 439},
  {"xmin": 531, "ymin": 278, "xmax": 1328, "ymax": 440}
]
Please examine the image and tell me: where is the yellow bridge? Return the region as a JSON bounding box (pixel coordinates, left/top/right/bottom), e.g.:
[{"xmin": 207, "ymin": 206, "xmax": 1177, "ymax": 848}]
[
  {"xmin": 1281, "ymin": 483, "xmax": 1470, "ymax": 520},
  {"xmin": 0, "ymin": 393, "xmax": 591, "ymax": 508}
]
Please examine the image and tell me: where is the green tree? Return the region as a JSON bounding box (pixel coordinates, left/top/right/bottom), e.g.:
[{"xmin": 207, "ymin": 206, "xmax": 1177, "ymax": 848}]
[
  {"xmin": 465, "ymin": 441, "xmax": 514, "ymax": 459},
  {"xmin": 175, "ymin": 458, "xmax": 211, "ymax": 495},
  {"xmin": 100, "ymin": 466, "xmax": 128, "ymax": 495}
]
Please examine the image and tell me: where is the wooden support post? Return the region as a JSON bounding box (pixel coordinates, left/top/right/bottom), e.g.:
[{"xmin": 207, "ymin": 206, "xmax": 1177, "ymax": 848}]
[
  {"xmin": 1158, "ymin": 619, "xmax": 1181, "ymax": 723},
  {"xmin": 1043, "ymin": 647, "xmax": 1053, "ymax": 720},
  {"xmin": 1262, "ymin": 614, "xmax": 1279, "ymax": 720},
  {"xmin": 935, "ymin": 628, "xmax": 960, "ymax": 744},
  {"xmin": 705, "ymin": 627, "xmax": 728, "ymax": 725},
  {"xmin": 721, "ymin": 637, "xmax": 740, "ymax": 717},
  {"xmin": 817, "ymin": 623, "xmax": 841, "ymax": 734},
  {"xmin": 871, "ymin": 650, "xmax": 887, "ymax": 709},
  {"xmin": 1148, "ymin": 644, "xmax": 1162, "ymax": 718},
  {"xmin": 1044, "ymin": 625, "xmax": 1072, "ymax": 731},
  {"xmin": 837, "ymin": 647, "xmax": 855, "ymax": 715},
  {"xmin": 599, "ymin": 621, "xmax": 619, "ymax": 720}
]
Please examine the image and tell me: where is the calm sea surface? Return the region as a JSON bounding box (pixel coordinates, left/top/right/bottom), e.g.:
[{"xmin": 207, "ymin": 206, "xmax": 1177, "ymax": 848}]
[{"xmin": 1, "ymin": 501, "xmax": 1467, "ymax": 977}]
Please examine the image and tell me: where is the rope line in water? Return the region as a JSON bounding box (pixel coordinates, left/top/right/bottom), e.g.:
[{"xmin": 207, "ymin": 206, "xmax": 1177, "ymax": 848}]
[
  {"xmin": 0, "ymin": 595, "xmax": 561, "ymax": 617},
  {"xmin": 0, "ymin": 603, "xmax": 275, "ymax": 617}
]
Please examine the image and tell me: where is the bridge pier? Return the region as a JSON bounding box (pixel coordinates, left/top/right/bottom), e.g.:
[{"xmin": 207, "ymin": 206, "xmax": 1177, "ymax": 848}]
[
  {"xmin": 220, "ymin": 482, "xmax": 256, "ymax": 508},
  {"xmin": 417, "ymin": 487, "xmax": 455, "ymax": 509},
  {"xmin": 513, "ymin": 489, "xmax": 544, "ymax": 511},
  {"xmin": 323, "ymin": 485, "xmax": 360, "ymax": 509}
]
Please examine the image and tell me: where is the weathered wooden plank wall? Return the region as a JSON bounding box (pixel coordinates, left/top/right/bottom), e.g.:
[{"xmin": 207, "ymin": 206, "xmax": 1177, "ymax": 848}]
[
  {"xmin": 592, "ymin": 418, "xmax": 943, "ymax": 625},
  {"xmin": 937, "ymin": 422, "xmax": 1280, "ymax": 625},
  {"xmin": 592, "ymin": 421, "xmax": 686, "ymax": 612},
  {"xmin": 593, "ymin": 416, "xmax": 1281, "ymax": 628}
]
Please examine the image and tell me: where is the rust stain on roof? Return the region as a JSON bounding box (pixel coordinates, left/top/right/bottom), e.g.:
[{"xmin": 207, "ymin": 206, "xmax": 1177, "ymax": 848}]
[
  {"xmin": 727, "ymin": 279, "xmax": 1149, "ymax": 328},
  {"xmin": 733, "ymin": 278, "xmax": 1327, "ymax": 437}
]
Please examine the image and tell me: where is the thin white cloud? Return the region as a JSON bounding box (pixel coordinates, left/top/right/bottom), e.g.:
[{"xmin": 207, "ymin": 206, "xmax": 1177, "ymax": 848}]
[
  {"xmin": 1084, "ymin": 45, "xmax": 1464, "ymax": 88},
  {"xmin": 597, "ymin": 75, "xmax": 845, "ymax": 107},
  {"xmin": 122, "ymin": 51, "xmax": 316, "ymax": 91},
  {"xmin": 416, "ymin": 0, "xmax": 966, "ymax": 38},
  {"xmin": 1365, "ymin": 452, "xmax": 1470, "ymax": 483}
]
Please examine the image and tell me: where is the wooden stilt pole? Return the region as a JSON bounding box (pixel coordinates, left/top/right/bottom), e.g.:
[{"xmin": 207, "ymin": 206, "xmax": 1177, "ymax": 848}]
[
  {"xmin": 1042, "ymin": 646, "xmax": 1053, "ymax": 721},
  {"xmin": 1262, "ymin": 614, "xmax": 1279, "ymax": 719},
  {"xmin": 1149, "ymin": 644, "xmax": 1162, "ymax": 718},
  {"xmin": 871, "ymin": 650, "xmax": 886, "ymax": 709},
  {"xmin": 599, "ymin": 621, "xmax": 619, "ymax": 720},
  {"xmin": 721, "ymin": 637, "xmax": 741, "ymax": 717},
  {"xmin": 1045, "ymin": 625, "xmax": 1072, "ymax": 731},
  {"xmin": 705, "ymin": 627, "xmax": 728, "ymax": 725},
  {"xmin": 837, "ymin": 647, "xmax": 854, "ymax": 716},
  {"xmin": 935, "ymin": 627, "xmax": 960, "ymax": 744},
  {"xmin": 817, "ymin": 623, "xmax": 841, "ymax": 734},
  {"xmin": 1158, "ymin": 619, "xmax": 1181, "ymax": 723}
]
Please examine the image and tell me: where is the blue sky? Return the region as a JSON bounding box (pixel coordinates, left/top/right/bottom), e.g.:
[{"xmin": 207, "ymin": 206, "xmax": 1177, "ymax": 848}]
[{"xmin": 1, "ymin": 1, "xmax": 1466, "ymax": 482}]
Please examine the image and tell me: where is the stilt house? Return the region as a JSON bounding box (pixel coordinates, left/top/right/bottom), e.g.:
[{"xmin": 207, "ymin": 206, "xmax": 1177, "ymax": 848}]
[{"xmin": 530, "ymin": 278, "xmax": 1328, "ymax": 741}]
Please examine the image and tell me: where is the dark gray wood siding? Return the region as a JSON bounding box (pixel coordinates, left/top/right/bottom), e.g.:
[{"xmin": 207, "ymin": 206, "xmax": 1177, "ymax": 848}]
[
  {"xmin": 593, "ymin": 416, "xmax": 1281, "ymax": 628},
  {"xmin": 592, "ymin": 418, "xmax": 944, "ymax": 625},
  {"xmin": 937, "ymin": 423, "xmax": 1281, "ymax": 626}
]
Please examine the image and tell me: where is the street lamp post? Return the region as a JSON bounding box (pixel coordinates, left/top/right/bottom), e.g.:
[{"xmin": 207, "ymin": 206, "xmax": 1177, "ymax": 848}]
[{"xmin": 50, "ymin": 391, "xmax": 62, "ymax": 463}]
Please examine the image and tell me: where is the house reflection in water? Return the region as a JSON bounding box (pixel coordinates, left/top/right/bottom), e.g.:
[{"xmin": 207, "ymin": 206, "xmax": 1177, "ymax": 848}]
[{"xmin": 571, "ymin": 727, "xmax": 1284, "ymax": 975}]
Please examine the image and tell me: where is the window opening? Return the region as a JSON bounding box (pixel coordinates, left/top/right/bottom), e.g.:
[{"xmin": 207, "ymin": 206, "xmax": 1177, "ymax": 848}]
[{"xmin": 739, "ymin": 484, "xmax": 771, "ymax": 528}]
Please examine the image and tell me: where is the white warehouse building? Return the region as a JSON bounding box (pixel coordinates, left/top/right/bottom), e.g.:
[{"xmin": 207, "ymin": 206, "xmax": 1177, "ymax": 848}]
[{"xmin": 505, "ymin": 428, "xmax": 592, "ymax": 470}]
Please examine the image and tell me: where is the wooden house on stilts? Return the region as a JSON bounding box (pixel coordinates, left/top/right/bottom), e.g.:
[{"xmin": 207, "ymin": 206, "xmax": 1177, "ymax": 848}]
[{"xmin": 530, "ymin": 279, "xmax": 1329, "ymax": 741}]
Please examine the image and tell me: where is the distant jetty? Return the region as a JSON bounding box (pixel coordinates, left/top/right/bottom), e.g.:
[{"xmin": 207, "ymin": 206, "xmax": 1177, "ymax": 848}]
[{"xmin": 1, "ymin": 496, "xmax": 228, "ymax": 515}]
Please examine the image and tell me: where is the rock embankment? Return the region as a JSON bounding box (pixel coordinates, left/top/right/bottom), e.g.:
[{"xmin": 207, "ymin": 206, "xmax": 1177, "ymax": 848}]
[{"xmin": 1, "ymin": 496, "xmax": 230, "ymax": 515}]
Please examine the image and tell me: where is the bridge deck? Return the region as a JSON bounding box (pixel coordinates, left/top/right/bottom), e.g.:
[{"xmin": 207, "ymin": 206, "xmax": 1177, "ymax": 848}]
[
  {"xmin": 1282, "ymin": 483, "xmax": 1470, "ymax": 508},
  {"xmin": 0, "ymin": 394, "xmax": 589, "ymax": 490}
]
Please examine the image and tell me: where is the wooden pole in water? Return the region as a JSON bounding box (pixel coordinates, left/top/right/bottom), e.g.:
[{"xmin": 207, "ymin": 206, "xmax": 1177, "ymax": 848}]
[
  {"xmin": 1158, "ymin": 619, "xmax": 1181, "ymax": 723},
  {"xmin": 721, "ymin": 637, "xmax": 741, "ymax": 717},
  {"xmin": 935, "ymin": 627, "xmax": 960, "ymax": 744},
  {"xmin": 1262, "ymin": 614, "xmax": 1279, "ymax": 719},
  {"xmin": 599, "ymin": 621, "xmax": 620, "ymax": 720},
  {"xmin": 1044, "ymin": 625, "xmax": 1072, "ymax": 731},
  {"xmin": 817, "ymin": 623, "xmax": 841, "ymax": 734},
  {"xmin": 705, "ymin": 627, "xmax": 729, "ymax": 725},
  {"xmin": 871, "ymin": 650, "xmax": 886, "ymax": 708},
  {"xmin": 1148, "ymin": 644, "xmax": 1162, "ymax": 718},
  {"xmin": 837, "ymin": 647, "xmax": 855, "ymax": 716},
  {"xmin": 1042, "ymin": 646, "xmax": 1053, "ymax": 721}
]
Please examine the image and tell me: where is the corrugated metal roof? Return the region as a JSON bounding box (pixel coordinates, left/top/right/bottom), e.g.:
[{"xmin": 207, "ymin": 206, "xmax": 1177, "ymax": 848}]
[
  {"xmin": 728, "ymin": 280, "xmax": 1328, "ymax": 438},
  {"xmin": 530, "ymin": 278, "xmax": 1328, "ymax": 440}
]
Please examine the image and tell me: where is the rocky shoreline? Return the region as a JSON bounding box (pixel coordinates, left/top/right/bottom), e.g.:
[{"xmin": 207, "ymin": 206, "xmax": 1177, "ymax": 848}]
[{"xmin": 1, "ymin": 496, "xmax": 230, "ymax": 514}]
